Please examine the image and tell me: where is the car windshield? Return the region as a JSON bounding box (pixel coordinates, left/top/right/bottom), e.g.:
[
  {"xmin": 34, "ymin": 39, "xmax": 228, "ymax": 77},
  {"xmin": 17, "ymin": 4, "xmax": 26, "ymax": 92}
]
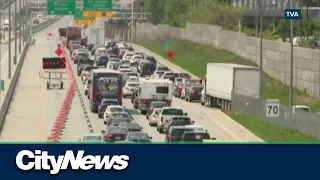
[
  {"xmin": 182, "ymin": 132, "xmax": 211, "ymax": 141},
  {"xmin": 107, "ymin": 127, "xmax": 128, "ymax": 134},
  {"xmin": 84, "ymin": 66, "xmax": 97, "ymax": 71},
  {"xmin": 171, "ymin": 128, "xmax": 193, "ymax": 136},
  {"xmin": 109, "ymin": 107, "xmax": 123, "ymax": 112},
  {"xmin": 111, "ymin": 113, "xmax": 129, "ymax": 119},
  {"xmin": 192, "ymin": 127, "xmax": 204, "ymax": 131},
  {"xmin": 128, "ymin": 133, "xmax": 149, "ymax": 140},
  {"xmin": 172, "ymin": 117, "xmax": 191, "ymax": 126},
  {"xmin": 192, "ymin": 87, "xmax": 203, "ymax": 93},
  {"xmin": 83, "ymin": 136, "xmax": 103, "ymax": 141},
  {"xmin": 151, "ymin": 102, "xmax": 168, "ymax": 108},
  {"xmin": 120, "ymin": 123, "xmax": 140, "ymax": 129},
  {"xmin": 179, "ymin": 73, "xmax": 190, "ymax": 79},
  {"xmin": 78, "ymin": 53, "xmax": 88, "ymax": 57},
  {"xmin": 162, "ymin": 108, "xmax": 184, "ymax": 115},
  {"xmin": 102, "ymin": 101, "xmax": 119, "ymax": 105},
  {"xmin": 127, "ymin": 83, "xmax": 138, "ymax": 87},
  {"xmin": 157, "ymin": 67, "xmax": 169, "ymax": 71}
]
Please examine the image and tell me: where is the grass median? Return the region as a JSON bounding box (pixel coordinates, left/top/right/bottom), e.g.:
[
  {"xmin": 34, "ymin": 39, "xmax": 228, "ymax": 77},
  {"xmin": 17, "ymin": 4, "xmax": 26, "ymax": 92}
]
[
  {"xmin": 136, "ymin": 39, "xmax": 320, "ymax": 142},
  {"xmin": 33, "ymin": 18, "xmax": 61, "ymax": 33}
]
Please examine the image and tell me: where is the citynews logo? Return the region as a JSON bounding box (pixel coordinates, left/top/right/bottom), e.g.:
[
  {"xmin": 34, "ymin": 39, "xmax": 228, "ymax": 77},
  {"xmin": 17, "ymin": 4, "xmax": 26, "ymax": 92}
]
[
  {"xmin": 284, "ymin": 9, "xmax": 302, "ymax": 20},
  {"xmin": 15, "ymin": 150, "xmax": 129, "ymax": 175}
]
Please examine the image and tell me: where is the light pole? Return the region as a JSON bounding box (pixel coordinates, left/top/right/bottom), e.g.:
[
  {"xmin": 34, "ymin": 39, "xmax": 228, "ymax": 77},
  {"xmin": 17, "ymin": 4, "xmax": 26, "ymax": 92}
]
[
  {"xmin": 14, "ymin": 0, "xmax": 17, "ymax": 65},
  {"xmin": 8, "ymin": 1, "xmax": 11, "ymax": 79},
  {"xmin": 19, "ymin": 0, "xmax": 21, "ymax": 53},
  {"xmin": 289, "ymin": 0, "xmax": 294, "ymax": 110},
  {"xmin": 259, "ymin": 0, "xmax": 263, "ymax": 99}
]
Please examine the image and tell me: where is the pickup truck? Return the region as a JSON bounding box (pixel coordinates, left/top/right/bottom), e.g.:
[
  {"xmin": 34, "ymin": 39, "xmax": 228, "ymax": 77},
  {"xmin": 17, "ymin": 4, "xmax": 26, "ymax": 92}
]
[{"xmin": 156, "ymin": 107, "xmax": 187, "ymax": 133}]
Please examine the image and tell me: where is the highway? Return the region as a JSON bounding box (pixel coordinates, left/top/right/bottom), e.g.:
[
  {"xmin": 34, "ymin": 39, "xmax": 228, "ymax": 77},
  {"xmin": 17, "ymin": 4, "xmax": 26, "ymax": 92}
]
[
  {"xmin": 0, "ymin": 16, "xmax": 259, "ymax": 142},
  {"xmin": 0, "ymin": 17, "xmax": 70, "ymax": 141},
  {"xmin": 60, "ymin": 19, "xmax": 235, "ymax": 142}
]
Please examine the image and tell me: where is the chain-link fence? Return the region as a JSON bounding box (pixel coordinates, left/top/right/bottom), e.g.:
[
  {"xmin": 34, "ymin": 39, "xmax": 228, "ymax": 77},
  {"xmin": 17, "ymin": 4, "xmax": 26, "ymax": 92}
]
[{"xmin": 231, "ymin": 93, "xmax": 320, "ymax": 139}]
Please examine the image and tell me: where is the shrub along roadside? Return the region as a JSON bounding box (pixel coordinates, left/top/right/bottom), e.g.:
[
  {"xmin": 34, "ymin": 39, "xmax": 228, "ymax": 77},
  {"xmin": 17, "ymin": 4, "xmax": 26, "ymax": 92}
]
[{"xmin": 136, "ymin": 39, "xmax": 320, "ymax": 142}]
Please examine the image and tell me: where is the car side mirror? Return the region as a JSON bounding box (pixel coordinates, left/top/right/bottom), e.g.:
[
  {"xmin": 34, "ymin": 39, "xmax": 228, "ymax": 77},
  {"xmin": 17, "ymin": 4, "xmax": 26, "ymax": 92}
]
[
  {"xmin": 192, "ymin": 121, "xmax": 195, "ymax": 124},
  {"xmin": 212, "ymin": 137, "xmax": 216, "ymax": 140},
  {"xmin": 79, "ymin": 139, "xmax": 81, "ymax": 142},
  {"xmin": 103, "ymin": 122, "xmax": 107, "ymax": 125},
  {"xmin": 101, "ymin": 130, "xmax": 106, "ymax": 133},
  {"xmin": 140, "ymin": 127, "xmax": 143, "ymax": 129},
  {"xmin": 184, "ymin": 112, "xmax": 188, "ymax": 116},
  {"xmin": 149, "ymin": 137, "xmax": 152, "ymax": 139},
  {"xmin": 205, "ymin": 130, "xmax": 208, "ymax": 132},
  {"xmin": 165, "ymin": 120, "xmax": 169, "ymax": 123}
]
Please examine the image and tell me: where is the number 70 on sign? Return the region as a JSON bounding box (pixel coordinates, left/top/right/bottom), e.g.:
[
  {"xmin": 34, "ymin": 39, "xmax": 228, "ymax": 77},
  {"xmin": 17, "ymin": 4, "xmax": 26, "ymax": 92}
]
[{"xmin": 266, "ymin": 99, "xmax": 280, "ymax": 118}]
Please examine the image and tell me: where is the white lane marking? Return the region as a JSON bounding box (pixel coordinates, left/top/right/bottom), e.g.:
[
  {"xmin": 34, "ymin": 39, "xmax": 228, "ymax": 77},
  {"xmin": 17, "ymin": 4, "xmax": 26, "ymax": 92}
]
[{"xmin": 1, "ymin": 51, "xmax": 8, "ymax": 64}]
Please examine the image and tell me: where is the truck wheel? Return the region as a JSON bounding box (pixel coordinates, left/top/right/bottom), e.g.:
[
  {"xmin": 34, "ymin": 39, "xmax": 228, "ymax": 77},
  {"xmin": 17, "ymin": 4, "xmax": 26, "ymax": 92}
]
[
  {"xmin": 201, "ymin": 101, "xmax": 205, "ymax": 106},
  {"xmin": 60, "ymin": 81, "xmax": 63, "ymax": 89},
  {"xmin": 159, "ymin": 128, "xmax": 163, "ymax": 134},
  {"xmin": 46, "ymin": 81, "xmax": 50, "ymax": 89},
  {"xmin": 141, "ymin": 110, "xmax": 146, "ymax": 115}
]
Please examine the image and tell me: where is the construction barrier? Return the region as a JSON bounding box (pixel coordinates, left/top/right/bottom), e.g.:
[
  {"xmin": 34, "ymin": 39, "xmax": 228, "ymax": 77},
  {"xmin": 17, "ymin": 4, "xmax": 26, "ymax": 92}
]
[{"xmin": 47, "ymin": 40, "xmax": 76, "ymax": 142}]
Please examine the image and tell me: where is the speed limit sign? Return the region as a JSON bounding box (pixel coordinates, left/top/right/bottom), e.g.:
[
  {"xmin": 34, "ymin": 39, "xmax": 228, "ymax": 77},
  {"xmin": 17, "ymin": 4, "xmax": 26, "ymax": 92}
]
[{"xmin": 266, "ymin": 99, "xmax": 280, "ymax": 117}]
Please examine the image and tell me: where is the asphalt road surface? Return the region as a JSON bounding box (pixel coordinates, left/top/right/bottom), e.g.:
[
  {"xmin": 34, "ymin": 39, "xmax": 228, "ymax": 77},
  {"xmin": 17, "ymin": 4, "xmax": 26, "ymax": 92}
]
[{"xmin": 0, "ymin": 17, "xmax": 70, "ymax": 142}]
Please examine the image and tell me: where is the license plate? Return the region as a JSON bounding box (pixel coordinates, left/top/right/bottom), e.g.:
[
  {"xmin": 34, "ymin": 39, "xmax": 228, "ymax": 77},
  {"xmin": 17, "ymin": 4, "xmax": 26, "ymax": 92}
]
[
  {"xmin": 116, "ymin": 136, "xmax": 121, "ymax": 140},
  {"xmin": 195, "ymin": 135, "xmax": 201, "ymax": 139}
]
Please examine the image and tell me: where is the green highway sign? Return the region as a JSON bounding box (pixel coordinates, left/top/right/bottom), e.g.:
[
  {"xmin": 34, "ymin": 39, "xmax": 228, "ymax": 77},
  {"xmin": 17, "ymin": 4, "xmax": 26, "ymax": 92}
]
[
  {"xmin": 47, "ymin": 0, "xmax": 76, "ymax": 15},
  {"xmin": 83, "ymin": 0, "xmax": 113, "ymax": 11},
  {"xmin": 74, "ymin": 9, "xmax": 95, "ymax": 20}
]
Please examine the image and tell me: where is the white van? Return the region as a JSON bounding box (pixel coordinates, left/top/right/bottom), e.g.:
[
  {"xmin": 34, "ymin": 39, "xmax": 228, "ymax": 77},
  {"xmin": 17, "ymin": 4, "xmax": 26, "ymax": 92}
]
[
  {"xmin": 137, "ymin": 78, "xmax": 173, "ymax": 114},
  {"xmin": 3, "ymin": 19, "xmax": 10, "ymax": 31}
]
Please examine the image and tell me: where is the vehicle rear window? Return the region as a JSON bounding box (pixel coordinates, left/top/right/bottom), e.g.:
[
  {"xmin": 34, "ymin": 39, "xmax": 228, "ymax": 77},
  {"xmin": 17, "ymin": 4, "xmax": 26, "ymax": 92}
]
[
  {"xmin": 107, "ymin": 127, "xmax": 128, "ymax": 134},
  {"xmin": 111, "ymin": 114, "xmax": 129, "ymax": 119},
  {"xmin": 171, "ymin": 128, "xmax": 193, "ymax": 136},
  {"xmin": 127, "ymin": 83, "xmax": 138, "ymax": 87},
  {"xmin": 110, "ymin": 107, "xmax": 123, "ymax": 112},
  {"xmin": 128, "ymin": 133, "xmax": 149, "ymax": 140},
  {"xmin": 172, "ymin": 117, "xmax": 191, "ymax": 125},
  {"xmin": 156, "ymin": 87, "xmax": 169, "ymax": 94},
  {"xmin": 151, "ymin": 102, "xmax": 167, "ymax": 108},
  {"xmin": 146, "ymin": 56, "xmax": 156, "ymax": 63},
  {"xmin": 182, "ymin": 132, "xmax": 211, "ymax": 141},
  {"xmin": 192, "ymin": 87, "xmax": 203, "ymax": 93},
  {"xmin": 126, "ymin": 72, "xmax": 138, "ymax": 76},
  {"xmin": 179, "ymin": 73, "xmax": 190, "ymax": 79},
  {"xmin": 83, "ymin": 136, "xmax": 103, "ymax": 141},
  {"xmin": 103, "ymin": 101, "xmax": 119, "ymax": 105},
  {"xmin": 120, "ymin": 123, "xmax": 139, "ymax": 128},
  {"xmin": 162, "ymin": 109, "xmax": 183, "ymax": 115},
  {"xmin": 84, "ymin": 66, "xmax": 97, "ymax": 71}
]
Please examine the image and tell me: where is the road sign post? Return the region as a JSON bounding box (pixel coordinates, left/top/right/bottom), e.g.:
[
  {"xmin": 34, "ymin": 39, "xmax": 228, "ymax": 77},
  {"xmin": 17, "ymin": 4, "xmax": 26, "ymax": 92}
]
[
  {"xmin": 266, "ymin": 99, "xmax": 280, "ymax": 118},
  {"xmin": 83, "ymin": 0, "xmax": 113, "ymax": 17},
  {"xmin": 47, "ymin": 0, "xmax": 76, "ymax": 15}
]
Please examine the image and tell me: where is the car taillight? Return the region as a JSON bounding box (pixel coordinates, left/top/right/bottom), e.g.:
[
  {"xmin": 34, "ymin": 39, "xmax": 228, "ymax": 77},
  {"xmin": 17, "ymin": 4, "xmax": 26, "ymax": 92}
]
[
  {"xmin": 169, "ymin": 136, "xmax": 173, "ymax": 142},
  {"xmin": 152, "ymin": 114, "xmax": 158, "ymax": 118},
  {"xmin": 106, "ymin": 134, "xmax": 113, "ymax": 138},
  {"xmin": 93, "ymin": 93, "xmax": 97, "ymax": 101},
  {"xmin": 143, "ymin": 99, "xmax": 147, "ymax": 104},
  {"xmin": 125, "ymin": 87, "xmax": 129, "ymax": 90},
  {"xmin": 168, "ymin": 99, "xmax": 172, "ymax": 105},
  {"xmin": 150, "ymin": 107, "xmax": 154, "ymax": 112},
  {"xmin": 191, "ymin": 91, "xmax": 196, "ymax": 95}
]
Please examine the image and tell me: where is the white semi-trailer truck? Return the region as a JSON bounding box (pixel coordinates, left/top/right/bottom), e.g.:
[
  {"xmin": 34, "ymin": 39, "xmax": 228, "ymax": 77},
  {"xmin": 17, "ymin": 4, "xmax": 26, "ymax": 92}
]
[{"xmin": 201, "ymin": 63, "xmax": 261, "ymax": 111}]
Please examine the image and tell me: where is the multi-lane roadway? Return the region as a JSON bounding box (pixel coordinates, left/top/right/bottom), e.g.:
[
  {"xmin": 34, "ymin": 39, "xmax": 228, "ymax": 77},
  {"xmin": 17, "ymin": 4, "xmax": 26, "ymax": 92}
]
[
  {"xmin": 0, "ymin": 17, "xmax": 70, "ymax": 141},
  {"xmin": 0, "ymin": 16, "xmax": 261, "ymax": 142}
]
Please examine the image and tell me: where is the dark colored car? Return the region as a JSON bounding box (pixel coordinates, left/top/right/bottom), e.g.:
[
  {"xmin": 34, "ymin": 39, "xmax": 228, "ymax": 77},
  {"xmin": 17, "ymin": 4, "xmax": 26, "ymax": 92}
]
[
  {"xmin": 124, "ymin": 132, "xmax": 152, "ymax": 143},
  {"xmin": 178, "ymin": 73, "xmax": 191, "ymax": 79},
  {"xmin": 77, "ymin": 64, "xmax": 91, "ymax": 76},
  {"xmin": 185, "ymin": 86, "xmax": 203, "ymax": 102},
  {"xmin": 163, "ymin": 116, "xmax": 194, "ymax": 133},
  {"xmin": 146, "ymin": 101, "xmax": 168, "ymax": 119},
  {"xmin": 103, "ymin": 126, "xmax": 129, "ymax": 142},
  {"xmin": 144, "ymin": 56, "xmax": 157, "ymax": 65},
  {"xmin": 140, "ymin": 62, "xmax": 156, "ymax": 77},
  {"xmin": 119, "ymin": 122, "xmax": 142, "ymax": 132},
  {"xmin": 98, "ymin": 99, "xmax": 120, "ymax": 118},
  {"xmin": 74, "ymin": 52, "xmax": 89, "ymax": 64},
  {"xmin": 105, "ymin": 112, "xmax": 132, "ymax": 126},
  {"xmin": 180, "ymin": 131, "xmax": 214, "ymax": 143},
  {"xmin": 96, "ymin": 56, "xmax": 108, "ymax": 67},
  {"xmin": 77, "ymin": 58, "xmax": 94, "ymax": 69},
  {"xmin": 157, "ymin": 66, "xmax": 170, "ymax": 71},
  {"xmin": 165, "ymin": 126, "xmax": 194, "ymax": 143}
]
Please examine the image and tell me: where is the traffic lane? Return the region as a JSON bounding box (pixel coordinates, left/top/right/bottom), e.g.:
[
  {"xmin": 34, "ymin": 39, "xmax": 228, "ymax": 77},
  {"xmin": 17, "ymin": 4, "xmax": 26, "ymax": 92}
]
[
  {"xmin": 0, "ymin": 27, "xmax": 67, "ymax": 142},
  {"xmin": 66, "ymin": 54, "xmax": 164, "ymax": 141}
]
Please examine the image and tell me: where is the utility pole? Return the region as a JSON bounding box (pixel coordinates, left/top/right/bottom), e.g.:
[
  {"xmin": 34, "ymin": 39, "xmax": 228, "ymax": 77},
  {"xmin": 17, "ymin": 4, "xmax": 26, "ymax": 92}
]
[
  {"xmin": 8, "ymin": 2, "xmax": 11, "ymax": 79},
  {"xmin": 14, "ymin": 0, "xmax": 17, "ymax": 64},
  {"xmin": 289, "ymin": 0, "xmax": 294, "ymax": 110},
  {"xmin": 19, "ymin": 0, "xmax": 21, "ymax": 53},
  {"xmin": 0, "ymin": 1, "xmax": 2, "ymax": 105},
  {"xmin": 131, "ymin": 0, "xmax": 134, "ymax": 42},
  {"xmin": 22, "ymin": 0, "xmax": 25, "ymax": 46},
  {"xmin": 259, "ymin": 0, "xmax": 263, "ymax": 99}
]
